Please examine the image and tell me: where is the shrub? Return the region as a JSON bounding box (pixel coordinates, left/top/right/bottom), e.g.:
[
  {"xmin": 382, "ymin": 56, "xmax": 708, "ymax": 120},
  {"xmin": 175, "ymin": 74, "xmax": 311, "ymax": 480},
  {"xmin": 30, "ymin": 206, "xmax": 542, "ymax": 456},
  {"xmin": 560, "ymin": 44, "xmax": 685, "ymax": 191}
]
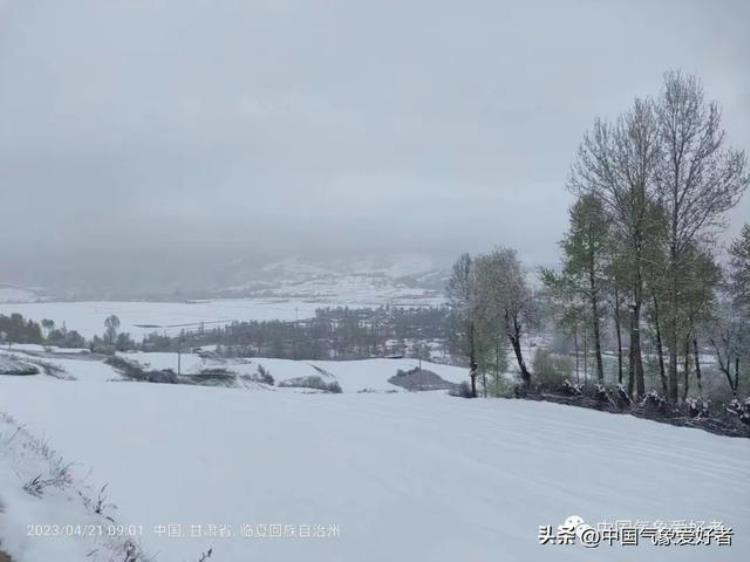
[
  {"xmin": 278, "ymin": 375, "xmax": 342, "ymax": 393},
  {"xmin": 256, "ymin": 364, "xmax": 274, "ymax": 385},
  {"xmin": 532, "ymin": 348, "xmax": 573, "ymax": 390},
  {"xmin": 449, "ymin": 380, "xmax": 475, "ymax": 398}
]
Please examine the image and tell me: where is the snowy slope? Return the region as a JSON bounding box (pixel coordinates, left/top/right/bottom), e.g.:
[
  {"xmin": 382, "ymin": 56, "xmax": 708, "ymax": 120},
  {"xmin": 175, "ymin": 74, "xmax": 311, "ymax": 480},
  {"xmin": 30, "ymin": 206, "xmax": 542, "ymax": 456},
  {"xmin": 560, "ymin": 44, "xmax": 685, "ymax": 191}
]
[
  {"xmin": 0, "ymin": 357, "xmax": 748, "ymax": 562},
  {"xmin": 0, "ymin": 284, "xmax": 47, "ymax": 303},
  {"xmin": 0, "ymin": 412, "xmax": 145, "ymax": 562},
  {"xmin": 218, "ymin": 254, "xmax": 447, "ymax": 302}
]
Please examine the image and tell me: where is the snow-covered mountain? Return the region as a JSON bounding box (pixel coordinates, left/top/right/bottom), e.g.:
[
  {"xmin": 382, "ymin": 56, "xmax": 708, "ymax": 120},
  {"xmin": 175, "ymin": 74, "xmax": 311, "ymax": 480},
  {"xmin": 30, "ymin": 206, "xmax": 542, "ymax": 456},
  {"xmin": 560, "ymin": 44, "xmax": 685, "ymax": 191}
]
[
  {"xmin": 0, "ymin": 283, "xmax": 49, "ymax": 304},
  {"xmin": 1, "ymin": 254, "xmax": 449, "ymax": 304},
  {"xmin": 213, "ymin": 253, "xmax": 449, "ymax": 304}
]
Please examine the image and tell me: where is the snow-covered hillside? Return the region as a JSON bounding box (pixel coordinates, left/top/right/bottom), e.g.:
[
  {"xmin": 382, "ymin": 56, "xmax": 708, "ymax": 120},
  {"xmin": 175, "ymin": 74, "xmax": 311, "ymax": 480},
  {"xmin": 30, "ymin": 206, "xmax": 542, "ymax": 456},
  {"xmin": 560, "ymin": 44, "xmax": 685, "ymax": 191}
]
[
  {"xmin": 0, "ymin": 411, "xmax": 146, "ymax": 562},
  {"xmin": 0, "ymin": 349, "xmax": 748, "ymax": 562},
  {"xmin": 212, "ymin": 254, "xmax": 447, "ymax": 302},
  {"xmin": 0, "ymin": 284, "xmax": 48, "ymax": 304}
]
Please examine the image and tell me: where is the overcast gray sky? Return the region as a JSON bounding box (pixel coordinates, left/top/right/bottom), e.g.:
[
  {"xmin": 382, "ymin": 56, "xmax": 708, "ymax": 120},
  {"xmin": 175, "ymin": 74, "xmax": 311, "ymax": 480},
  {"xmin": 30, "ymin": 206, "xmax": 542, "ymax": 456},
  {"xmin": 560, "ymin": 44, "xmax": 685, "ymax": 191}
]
[{"xmin": 1, "ymin": 0, "xmax": 748, "ymax": 291}]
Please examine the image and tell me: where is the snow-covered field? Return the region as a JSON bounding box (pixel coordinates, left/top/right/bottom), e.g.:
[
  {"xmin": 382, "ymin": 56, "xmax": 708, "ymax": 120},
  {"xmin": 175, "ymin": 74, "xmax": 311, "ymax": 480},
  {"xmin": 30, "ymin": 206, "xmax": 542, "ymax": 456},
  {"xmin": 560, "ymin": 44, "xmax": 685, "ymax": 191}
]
[
  {"xmin": 0, "ymin": 293, "xmax": 443, "ymax": 341},
  {"xmin": 0, "ymin": 349, "xmax": 748, "ymax": 561},
  {"xmin": 0, "ymin": 299, "xmax": 324, "ymax": 340}
]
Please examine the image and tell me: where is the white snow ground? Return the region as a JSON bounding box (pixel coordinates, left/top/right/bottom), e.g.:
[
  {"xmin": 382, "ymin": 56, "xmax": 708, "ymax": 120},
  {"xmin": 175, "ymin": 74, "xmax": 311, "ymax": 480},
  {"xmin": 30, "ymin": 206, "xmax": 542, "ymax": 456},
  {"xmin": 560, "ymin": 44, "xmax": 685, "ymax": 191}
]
[
  {"xmin": 0, "ymin": 351, "xmax": 748, "ymax": 561},
  {"xmin": 0, "ymin": 295, "xmax": 443, "ymax": 341}
]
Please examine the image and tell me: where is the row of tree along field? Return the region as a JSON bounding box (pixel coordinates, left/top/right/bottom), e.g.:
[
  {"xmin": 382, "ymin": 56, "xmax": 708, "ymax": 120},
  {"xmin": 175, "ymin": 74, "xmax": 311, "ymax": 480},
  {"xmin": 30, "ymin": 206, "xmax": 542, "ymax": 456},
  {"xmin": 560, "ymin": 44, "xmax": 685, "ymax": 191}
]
[
  {"xmin": 448, "ymin": 71, "xmax": 749, "ymax": 406},
  {"xmin": 0, "ymin": 307, "xmax": 455, "ymax": 362}
]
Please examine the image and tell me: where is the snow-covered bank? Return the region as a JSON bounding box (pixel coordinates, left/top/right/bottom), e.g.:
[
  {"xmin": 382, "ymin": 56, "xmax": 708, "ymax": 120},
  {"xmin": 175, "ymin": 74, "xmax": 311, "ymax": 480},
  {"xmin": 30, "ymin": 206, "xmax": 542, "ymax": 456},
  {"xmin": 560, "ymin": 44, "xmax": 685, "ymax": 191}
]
[
  {"xmin": 0, "ymin": 362, "xmax": 748, "ymax": 561},
  {"xmin": 0, "ymin": 412, "xmax": 148, "ymax": 562}
]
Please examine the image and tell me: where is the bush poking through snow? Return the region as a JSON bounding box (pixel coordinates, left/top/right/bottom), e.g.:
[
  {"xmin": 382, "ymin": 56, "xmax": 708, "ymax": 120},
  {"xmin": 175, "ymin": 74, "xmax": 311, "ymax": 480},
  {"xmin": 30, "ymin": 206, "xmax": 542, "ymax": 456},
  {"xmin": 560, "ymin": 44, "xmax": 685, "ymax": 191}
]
[
  {"xmin": 685, "ymin": 397, "xmax": 710, "ymax": 418},
  {"xmin": 1, "ymin": 411, "xmax": 151, "ymax": 560},
  {"xmin": 727, "ymin": 398, "xmax": 750, "ymax": 426},
  {"xmin": 255, "ymin": 364, "xmax": 274, "ymax": 385},
  {"xmin": 638, "ymin": 391, "xmax": 672, "ymax": 416},
  {"xmin": 197, "ymin": 548, "xmax": 213, "ymax": 561},
  {"xmin": 278, "ymin": 375, "xmax": 342, "ymax": 393},
  {"xmin": 448, "ymin": 380, "xmax": 474, "ymax": 398},
  {"xmin": 22, "ymin": 457, "xmax": 72, "ymax": 498},
  {"xmin": 561, "ymin": 379, "xmax": 582, "ymax": 396},
  {"xmin": 22, "ymin": 475, "xmax": 57, "ymax": 498},
  {"xmin": 78, "ymin": 483, "xmax": 117, "ymax": 518},
  {"xmin": 615, "ymin": 384, "xmax": 631, "ymax": 408}
]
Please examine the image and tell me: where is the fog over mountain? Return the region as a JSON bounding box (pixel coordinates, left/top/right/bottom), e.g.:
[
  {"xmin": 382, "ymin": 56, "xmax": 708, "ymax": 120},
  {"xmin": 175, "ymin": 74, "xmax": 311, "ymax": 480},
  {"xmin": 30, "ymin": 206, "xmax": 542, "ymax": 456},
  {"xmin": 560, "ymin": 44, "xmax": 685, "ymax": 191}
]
[{"xmin": 0, "ymin": 0, "xmax": 748, "ymax": 296}]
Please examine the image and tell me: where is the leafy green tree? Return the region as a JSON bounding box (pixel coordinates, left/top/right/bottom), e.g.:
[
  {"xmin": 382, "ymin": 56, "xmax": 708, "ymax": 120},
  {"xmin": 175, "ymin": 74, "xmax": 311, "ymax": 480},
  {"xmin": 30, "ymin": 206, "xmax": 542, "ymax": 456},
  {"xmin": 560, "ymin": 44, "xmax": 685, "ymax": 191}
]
[
  {"xmin": 655, "ymin": 71, "xmax": 749, "ymax": 401},
  {"xmin": 558, "ymin": 194, "xmax": 610, "ymax": 381},
  {"xmin": 571, "ymin": 98, "xmax": 661, "ymax": 399}
]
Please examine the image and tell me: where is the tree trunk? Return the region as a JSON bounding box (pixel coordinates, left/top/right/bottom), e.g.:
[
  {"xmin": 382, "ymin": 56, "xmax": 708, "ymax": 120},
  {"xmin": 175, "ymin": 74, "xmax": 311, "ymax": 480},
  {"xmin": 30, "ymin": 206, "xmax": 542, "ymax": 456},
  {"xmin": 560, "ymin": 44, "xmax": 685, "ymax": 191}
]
[
  {"xmin": 682, "ymin": 334, "xmax": 691, "ymax": 402},
  {"xmin": 667, "ymin": 241, "xmax": 680, "ymax": 402},
  {"xmin": 468, "ymin": 321, "xmax": 476, "ymax": 367},
  {"xmin": 693, "ymin": 336, "xmax": 702, "ymax": 397},
  {"xmin": 583, "ymin": 328, "xmax": 589, "ymax": 386},
  {"xmin": 614, "ymin": 288, "xmax": 623, "ymax": 384},
  {"xmin": 735, "ymin": 357, "xmax": 741, "ymax": 397},
  {"xmin": 628, "ymin": 300, "xmax": 645, "ymax": 399},
  {"xmin": 588, "ymin": 267, "xmax": 604, "ymax": 382},
  {"xmin": 507, "ymin": 312, "xmax": 531, "ymax": 385},
  {"xmin": 630, "ymin": 241, "xmax": 646, "ymax": 398},
  {"xmin": 573, "ymin": 325, "xmax": 580, "ymax": 384},
  {"xmin": 495, "ymin": 340, "xmax": 502, "ymax": 397},
  {"xmin": 652, "ymin": 295, "xmax": 668, "ymax": 396},
  {"xmin": 627, "ymin": 305, "xmax": 635, "ymax": 398}
]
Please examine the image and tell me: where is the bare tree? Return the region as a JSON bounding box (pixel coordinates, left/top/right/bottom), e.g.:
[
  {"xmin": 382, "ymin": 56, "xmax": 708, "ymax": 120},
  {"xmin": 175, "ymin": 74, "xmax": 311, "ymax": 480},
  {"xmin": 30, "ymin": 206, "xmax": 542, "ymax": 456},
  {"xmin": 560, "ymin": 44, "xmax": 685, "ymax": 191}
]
[{"xmin": 104, "ymin": 314, "xmax": 121, "ymax": 346}]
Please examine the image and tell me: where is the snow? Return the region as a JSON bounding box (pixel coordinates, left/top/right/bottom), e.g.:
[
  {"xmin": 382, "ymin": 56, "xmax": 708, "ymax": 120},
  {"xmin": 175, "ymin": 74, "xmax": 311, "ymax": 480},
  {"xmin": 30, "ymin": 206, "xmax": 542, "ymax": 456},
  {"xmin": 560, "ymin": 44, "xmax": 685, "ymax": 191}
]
[
  {"xmin": 0, "ymin": 294, "xmax": 443, "ymax": 341},
  {"xmin": 0, "ymin": 299, "xmax": 324, "ymax": 340},
  {"xmin": 0, "ymin": 351, "xmax": 748, "ymax": 561},
  {"xmin": 0, "ymin": 285, "xmax": 46, "ymax": 304},
  {"xmin": 0, "ymin": 412, "xmax": 143, "ymax": 562},
  {"xmin": 309, "ymin": 358, "xmax": 466, "ymax": 392},
  {"xmin": 110, "ymin": 353, "xmax": 465, "ymax": 392}
]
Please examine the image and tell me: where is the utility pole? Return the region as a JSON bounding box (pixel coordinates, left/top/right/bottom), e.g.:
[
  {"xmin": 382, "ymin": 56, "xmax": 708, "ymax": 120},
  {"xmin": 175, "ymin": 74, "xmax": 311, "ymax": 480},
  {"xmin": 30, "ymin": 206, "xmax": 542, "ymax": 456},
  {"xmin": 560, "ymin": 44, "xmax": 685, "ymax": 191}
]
[{"xmin": 177, "ymin": 334, "xmax": 184, "ymax": 376}]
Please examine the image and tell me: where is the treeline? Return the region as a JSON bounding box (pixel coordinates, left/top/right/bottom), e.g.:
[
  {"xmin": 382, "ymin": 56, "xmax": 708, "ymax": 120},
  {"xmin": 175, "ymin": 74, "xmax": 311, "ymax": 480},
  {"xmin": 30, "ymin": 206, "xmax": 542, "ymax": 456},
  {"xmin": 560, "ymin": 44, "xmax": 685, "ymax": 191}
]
[
  {"xmin": 449, "ymin": 71, "xmax": 750, "ymax": 405},
  {"xmin": 142, "ymin": 306, "xmax": 452, "ymax": 360},
  {"xmin": 0, "ymin": 307, "xmax": 454, "ymax": 361},
  {"xmin": 0, "ymin": 314, "xmax": 86, "ymax": 348}
]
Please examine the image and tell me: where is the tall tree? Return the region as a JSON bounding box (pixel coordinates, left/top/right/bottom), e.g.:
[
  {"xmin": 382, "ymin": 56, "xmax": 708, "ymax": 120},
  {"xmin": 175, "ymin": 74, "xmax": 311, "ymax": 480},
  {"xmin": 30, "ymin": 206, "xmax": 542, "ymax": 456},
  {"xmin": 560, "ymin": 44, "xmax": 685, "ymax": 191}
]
[
  {"xmin": 540, "ymin": 267, "xmax": 586, "ymax": 382},
  {"xmin": 655, "ymin": 71, "xmax": 749, "ymax": 401},
  {"xmin": 446, "ymin": 253, "xmax": 479, "ymax": 371},
  {"xmin": 559, "ymin": 194, "xmax": 610, "ymax": 381},
  {"xmin": 679, "ymin": 245, "xmax": 720, "ymax": 398},
  {"xmin": 104, "ymin": 314, "xmax": 121, "ymax": 346},
  {"xmin": 571, "ymin": 98, "xmax": 662, "ymax": 398},
  {"xmin": 604, "ymin": 248, "xmax": 630, "ymax": 386},
  {"xmin": 711, "ymin": 224, "xmax": 750, "ymax": 396},
  {"xmin": 728, "ymin": 223, "xmax": 750, "ymax": 310},
  {"xmin": 474, "ymin": 248, "xmax": 533, "ymax": 386}
]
